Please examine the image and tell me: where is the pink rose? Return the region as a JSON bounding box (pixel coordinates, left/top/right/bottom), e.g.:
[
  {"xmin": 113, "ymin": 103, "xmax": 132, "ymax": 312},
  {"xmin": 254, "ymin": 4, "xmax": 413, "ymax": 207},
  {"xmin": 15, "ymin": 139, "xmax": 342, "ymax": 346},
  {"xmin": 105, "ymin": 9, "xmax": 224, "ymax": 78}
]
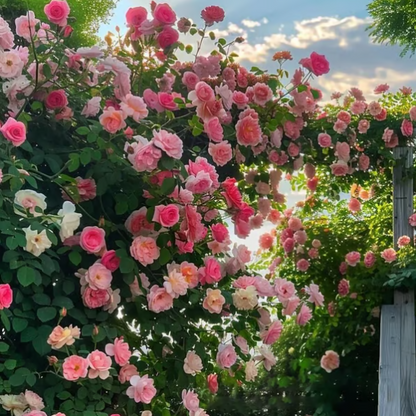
[
  {"xmin": 125, "ymin": 208, "xmax": 154, "ymax": 236},
  {"xmin": 211, "ymin": 224, "xmax": 229, "ymax": 242},
  {"xmin": 186, "ymin": 171, "xmax": 213, "ymax": 194},
  {"xmin": 339, "ymin": 261, "xmax": 348, "ymax": 275},
  {"xmin": 201, "ymin": 6, "xmax": 225, "ymax": 25},
  {"xmin": 359, "ymin": 154, "xmax": 370, "ymax": 171},
  {"xmin": 105, "ymin": 337, "xmax": 131, "ymax": 367},
  {"xmin": 294, "ymin": 230, "xmax": 307, "ymax": 245},
  {"xmin": 401, "ymin": 119, "xmax": 413, "ymax": 137},
  {"xmin": 410, "ymin": 213, "xmax": 416, "ymax": 226},
  {"xmin": 330, "ymin": 160, "xmax": 349, "ymax": 176},
  {"xmin": 204, "ymin": 117, "xmax": 224, "ymax": 142},
  {"xmin": 81, "ymin": 97, "xmax": 101, "ymax": 118},
  {"xmin": 296, "ymin": 304, "xmax": 312, "ymax": 325},
  {"xmin": 118, "ymin": 364, "xmax": 139, "ymax": 383},
  {"xmin": 333, "ymin": 119, "xmax": 347, "ymax": 134},
  {"xmin": 100, "ymin": 250, "xmax": 120, "ymax": 272},
  {"xmin": 368, "ymin": 101, "xmax": 382, "ymax": 116},
  {"xmin": 158, "ymin": 92, "xmax": 179, "ymax": 111},
  {"xmin": 252, "ymin": 82, "xmax": 272, "ymax": 106},
  {"xmin": 337, "ymin": 110, "xmax": 351, "ymax": 125},
  {"xmin": 288, "ymin": 217, "xmax": 303, "ymax": 231},
  {"xmin": 297, "ymin": 259, "xmax": 310, "ymax": 272},
  {"xmin": 318, "ymin": 133, "xmax": 332, "ymax": 148},
  {"xmin": 87, "ymin": 350, "xmax": 112, "ymax": 379},
  {"xmin": 153, "ymin": 130, "xmax": 183, "ymax": 159},
  {"xmin": 0, "ymin": 17, "xmax": 14, "ymax": 50},
  {"xmin": 143, "ymin": 89, "xmax": 164, "ymax": 112},
  {"xmin": 82, "ymin": 288, "xmax": 110, "ymax": 309},
  {"xmin": 62, "ymin": 355, "xmax": 88, "ymax": 381},
  {"xmin": 260, "ymin": 320, "xmax": 282, "ymax": 345},
  {"xmin": 126, "ymin": 7, "xmax": 147, "ymax": 26},
  {"xmin": 15, "ymin": 11, "xmax": 40, "ymax": 42},
  {"xmin": 374, "ymin": 83, "xmax": 389, "ymax": 94},
  {"xmin": 320, "ymin": 350, "xmax": 340, "ymax": 373},
  {"xmin": 126, "ymin": 375, "xmax": 156, "ymax": 404},
  {"xmin": 153, "ymin": 204, "xmax": 180, "ymax": 227},
  {"xmin": 364, "ymin": 251, "xmax": 376, "ymax": 268},
  {"xmin": 86, "ymin": 263, "xmax": 112, "ymax": 290},
  {"xmin": 192, "ymin": 81, "xmax": 215, "ymax": 103},
  {"xmin": 0, "ymin": 117, "xmax": 26, "ymax": 147},
  {"xmin": 203, "ymin": 288, "xmax": 225, "ymax": 314},
  {"xmin": 208, "ymin": 141, "xmax": 232, "ymax": 166},
  {"xmin": 182, "ymin": 390, "xmax": 199, "ymax": 412},
  {"xmin": 0, "ymin": 284, "xmax": 13, "ymax": 309},
  {"xmin": 157, "ymin": 26, "xmax": 179, "ymax": 49},
  {"xmin": 309, "ymin": 52, "xmax": 330, "ymax": 76},
  {"xmin": 306, "ymin": 283, "xmax": 324, "ymax": 307},
  {"xmin": 121, "ymin": 94, "xmax": 148, "ymax": 122},
  {"xmin": 153, "ymin": 3, "xmax": 176, "ymax": 25},
  {"xmin": 232, "ymin": 91, "xmax": 249, "ymax": 109},
  {"xmin": 45, "ymin": 90, "xmax": 68, "ymax": 110},
  {"xmin": 236, "ymin": 115, "xmax": 262, "ymax": 147},
  {"xmin": 184, "ymin": 351, "xmax": 203, "ymax": 375},
  {"xmin": 130, "ymin": 236, "xmax": 160, "ymax": 266},
  {"xmin": 410, "ymin": 106, "xmax": 416, "ymax": 121},
  {"xmin": 282, "ymin": 296, "xmax": 300, "ymax": 316},
  {"xmin": 99, "ymin": 107, "xmax": 126, "ymax": 134},
  {"xmin": 381, "ymin": 248, "xmax": 397, "ymax": 263},
  {"xmin": 348, "ymin": 198, "xmax": 361, "ymax": 213},
  {"xmin": 216, "ymin": 344, "xmax": 237, "ymax": 369},
  {"xmin": 375, "ymin": 108, "xmax": 387, "ymax": 121},
  {"xmin": 147, "ymin": 285, "xmax": 174, "ymax": 313},
  {"xmin": 207, "ymin": 374, "xmax": 218, "ymax": 393},
  {"xmin": 199, "ymin": 257, "xmax": 222, "ymax": 285},
  {"xmin": 350, "ymin": 101, "xmax": 366, "ymax": 115},
  {"xmin": 76, "ymin": 177, "xmax": 96, "ymax": 201},
  {"xmin": 130, "ymin": 142, "xmax": 162, "ymax": 172},
  {"xmin": 274, "ymin": 278, "xmax": 295, "ymax": 302},
  {"xmin": 182, "ymin": 72, "xmax": 200, "ymax": 90},
  {"xmin": 44, "ymin": 0, "xmax": 70, "ymax": 26},
  {"xmin": 80, "ymin": 226, "xmax": 106, "ymax": 254},
  {"xmin": 287, "ymin": 142, "xmax": 300, "ymax": 157},
  {"xmin": 338, "ymin": 279, "xmax": 350, "ymax": 297},
  {"xmin": 345, "ymin": 251, "xmax": 361, "ymax": 267}
]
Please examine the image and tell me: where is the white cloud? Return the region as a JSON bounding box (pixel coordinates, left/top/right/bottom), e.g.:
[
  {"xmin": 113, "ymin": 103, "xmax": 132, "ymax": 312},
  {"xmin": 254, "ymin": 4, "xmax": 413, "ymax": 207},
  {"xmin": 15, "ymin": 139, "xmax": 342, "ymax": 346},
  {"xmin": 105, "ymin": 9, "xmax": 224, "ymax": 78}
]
[
  {"xmin": 242, "ymin": 19, "xmax": 261, "ymax": 28},
  {"xmin": 212, "ymin": 22, "xmax": 247, "ymax": 38}
]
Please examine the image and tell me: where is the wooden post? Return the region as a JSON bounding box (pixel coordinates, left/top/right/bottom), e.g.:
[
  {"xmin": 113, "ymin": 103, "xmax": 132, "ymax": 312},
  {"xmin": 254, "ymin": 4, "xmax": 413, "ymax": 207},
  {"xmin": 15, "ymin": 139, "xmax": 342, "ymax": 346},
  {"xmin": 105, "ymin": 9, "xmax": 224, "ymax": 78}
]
[{"xmin": 379, "ymin": 146, "xmax": 416, "ymax": 416}]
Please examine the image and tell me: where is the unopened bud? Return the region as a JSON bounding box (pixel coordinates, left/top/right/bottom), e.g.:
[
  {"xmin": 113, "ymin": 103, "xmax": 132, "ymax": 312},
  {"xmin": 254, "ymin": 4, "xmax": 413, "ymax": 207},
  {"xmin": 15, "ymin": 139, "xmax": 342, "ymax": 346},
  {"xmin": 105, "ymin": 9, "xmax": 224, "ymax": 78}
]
[
  {"xmin": 106, "ymin": 148, "xmax": 114, "ymax": 155},
  {"xmin": 93, "ymin": 325, "xmax": 99, "ymax": 336},
  {"xmin": 288, "ymin": 347, "xmax": 295, "ymax": 355},
  {"xmin": 60, "ymin": 307, "xmax": 67, "ymax": 317},
  {"xmin": 235, "ymin": 37, "xmax": 245, "ymax": 43},
  {"xmin": 115, "ymin": 26, "xmax": 120, "ymax": 32},
  {"xmin": 48, "ymin": 356, "xmax": 58, "ymax": 366},
  {"xmin": 98, "ymin": 217, "xmax": 105, "ymax": 228}
]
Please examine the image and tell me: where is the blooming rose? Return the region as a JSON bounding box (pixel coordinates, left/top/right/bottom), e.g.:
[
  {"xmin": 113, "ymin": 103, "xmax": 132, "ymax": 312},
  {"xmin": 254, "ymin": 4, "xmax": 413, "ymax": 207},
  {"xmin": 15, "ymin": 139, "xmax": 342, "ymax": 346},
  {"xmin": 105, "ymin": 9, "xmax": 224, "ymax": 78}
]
[
  {"xmin": 126, "ymin": 7, "xmax": 147, "ymax": 26},
  {"xmin": 47, "ymin": 325, "xmax": 80, "ymax": 349},
  {"xmin": 118, "ymin": 364, "xmax": 139, "ymax": 383},
  {"xmin": 0, "ymin": 17, "xmax": 14, "ymax": 50},
  {"xmin": 46, "ymin": 90, "xmax": 68, "ymax": 110},
  {"xmin": 126, "ymin": 375, "xmax": 157, "ymax": 404},
  {"xmin": 401, "ymin": 119, "xmax": 413, "ymax": 137},
  {"xmin": 358, "ymin": 119, "xmax": 370, "ymax": 134},
  {"xmin": 24, "ymin": 390, "xmax": 44, "ymax": 411},
  {"xmin": 121, "ymin": 94, "xmax": 148, "ymax": 122},
  {"xmin": 157, "ymin": 26, "xmax": 179, "ymax": 48},
  {"xmin": 163, "ymin": 269, "xmax": 188, "ymax": 298},
  {"xmin": 87, "ymin": 350, "xmax": 112, "ymax": 379},
  {"xmin": 233, "ymin": 286, "xmax": 258, "ymax": 310},
  {"xmin": 203, "ymin": 288, "xmax": 225, "ymax": 314},
  {"xmin": 125, "ymin": 207, "xmax": 154, "ymax": 236},
  {"xmin": 348, "ymin": 198, "xmax": 361, "ymax": 213},
  {"xmin": 80, "ymin": 226, "xmax": 106, "ymax": 254},
  {"xmin": 338, "ymin": 279, "xmax": 350, "ymax": 297},
  {"xmin": 335, "ymin": 142, "xmax": 350, "ymax": 162},
  {"xmin": 260, "ymin": 320, "xmax": 283, "ymax": 345},
  {"xmin": 153, "ymin": 3, "xmax": 176, "ymax": 25},
  {"xmin": 381, "ymin": 248, "xmax": 397, "ymax": 263},
  {"xmin": 0, "ymin": 117, "xmax": 26, "ymax": 147},
  {"xmin": 62, "ymin": 355, "xmax": 88, "ymax": 381},
  {"xmin": 182, "ymin": 390, "xmax": 199, "ymax": 412},
  {"xmin": 201, "ymin": 6, "xmax": 225, "ymax": 25},
  {"xmin": 81, "ymin": 97, "xmax": 101, "ymax": 117},
  {"xmin": 309, "ymin": 52, "xmax": 330, "ymax": 76},
  {"xmin": 232, "ymin": 91, "xmax": 249, "ymax": 109},
  {"xmin": 216, "ymin": 344, "xmax": 237, "ymax": 369},
  {"xmin": 153, "ymin": 204, "xmax": 180, "ymax": 227},
  {"xmin": 306, "ymin": 283, "xmax": 324, "ymax": 307},
  {"xmin": 153, "ymin": 130, "xmax": 183, "ymax": 159},
  {"xmin": 23, "ymin": 228, "xmax": 52, "ymax": 257},
  {"xmin": 83, "ymin": 287, "xmax": 110, "ymax": 309},
  {"xmin": 86, "ymin": 263, "xmax": 112, "ymax": 291},
  {"xmin": 330, "ymin": 160, "xmax": 349, "ymax": 176},
  {"xmin": 236, "ymin": 115, "xmax": 262, "ymax": 147},
  {"xmin": 207, "ymin": 374, "xmax": 218, "ymax": 393},
  {"xmin": 345, "ymin": 251, "xmax": 361, "ymax": 266},
  {"xmin": 363, "ymin": 251, "xmax": 376, "ymax": 268},
  {"xmin": 130, "ymin": 236, "xmax": 160, "ymax": 266},
  {"xmin": 296, "ymin": 304, "xmax": 312, "ymax": 325},
  {"xmin": 245, "ymin": 360, "xmax": 258, "ymax": 382},
  {"xmin": 99, "ymin": 107, "xmax": 126, "ymax": 133},
  {"xmin": 398, "ymin": 235, "xmax": 411, "ymax": 248},
  {"xmin": 252, "ymin": 82, "xmax": 273, "ymax": 106},
  {"xmin": 320, "ymin": 350, "xmax": 340, "ymax": 373},
  {"xmin": 101, "ymin": 250, "xmax": 120, "ymax": 272},
  {"xmin": 183, "ymin": 351, "xmax": 203, "ymax": 375},
  {"xmin": 297, "ymin": 258, "xmax": 310, "ymax": 272},
  {"xmin": 274, "ymin": 278, "xmax": 296, "ymax": 302},
  {"xmin": 147, "ymin": 285, "xmax": 173, "ymax": 313},
  {"xmin": 44, "ymin": 0, "xmax": 70, "ymax": 26},
  {"xmin": 204, "ymin": 117, "xmax": 224, "ymax": 142},
  {"xmin": 0, "ymin": 284, "xmax": 13, "ymax": 310}
]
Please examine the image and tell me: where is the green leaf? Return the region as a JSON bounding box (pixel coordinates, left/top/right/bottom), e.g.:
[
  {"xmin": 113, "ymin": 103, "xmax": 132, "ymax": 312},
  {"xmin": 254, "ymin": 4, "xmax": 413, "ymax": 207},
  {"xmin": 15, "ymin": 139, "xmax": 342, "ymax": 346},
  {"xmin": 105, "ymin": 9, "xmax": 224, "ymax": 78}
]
[
  {"xmin": 52, "ymin": 296, "xmax": 74, "ymax": 310},
  {"xmin": 57, "ymin": 391, "xmax": 72, "ymax": 400},
  {"xmin": 32, "ymin": 325, "xmax": 52, "ymax": 356},
  {"xmin": 17, "ymin": 266, "xmax": 35, "ymax": 287},
  {"xmin": 37, "ymin": 307, "xmax": 57, "ymax": 322},
  {"xmin": 33, "ymin": 293, "xmax": 51, "ymax": 305},
  {"xmin": 0, "ymin": 342, "xmax": 9, "ymax": 352},
  {"xmin": 161, "ymin": 177, "xmax": 176, "ymax": 195},
  {"xmin": 159, "ymin": 248, "xmax": 171, "ymax": 266},
  {"xmin": 1, "ymin": 310, "xmax": 10, "ymax": 331},
  {"xmin": 76, "ymin": 126, "xmax": 90, "ymax": 135},
  {"xmin": 4, "ymin": 359, "xmax": 17, "ymax": 370},
  {"xmin": 21, "ymin": 327, "xmax": 38, "ymax": 343},
  {"xmin": 69, "ymin": 251, "xmax": 82, "ymax": 266},
  {"xmin": 12, "ymin": 318, "xmax": 28, "ymax": 333},
  {"xmin": 26, "ymin": 373, "xmax": 37, "ymax": 387},
  {"xmin": 120, "ymin": 257, "xmax": 135, "ymax": 274},
  {"xmin": 9, "ymin": 373, "xmax": 26, "ymax": 387}
]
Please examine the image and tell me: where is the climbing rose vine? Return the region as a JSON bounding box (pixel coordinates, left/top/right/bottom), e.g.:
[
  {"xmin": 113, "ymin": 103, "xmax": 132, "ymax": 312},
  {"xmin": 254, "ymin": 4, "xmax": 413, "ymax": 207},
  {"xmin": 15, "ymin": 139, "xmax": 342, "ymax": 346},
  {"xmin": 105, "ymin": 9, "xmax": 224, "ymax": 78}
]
[{"xmin": 1, "ymin": 1, "xmax": 416, "ymax": 415}]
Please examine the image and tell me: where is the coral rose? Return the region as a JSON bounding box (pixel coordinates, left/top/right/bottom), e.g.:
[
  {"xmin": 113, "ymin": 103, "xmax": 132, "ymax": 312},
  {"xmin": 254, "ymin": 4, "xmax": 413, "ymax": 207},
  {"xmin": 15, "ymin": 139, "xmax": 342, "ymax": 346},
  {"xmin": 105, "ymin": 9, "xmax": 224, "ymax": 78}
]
[
  {"xmin": 130, "ymin": 236, "xmax": 160, "ymax": 266},
  {"xmin": 62, "ymin": 355, "xmax": 88, "ymax": 381},
  {"xmin": 320, "ymin": 350, "xmax": 340, "ymax": 373}
]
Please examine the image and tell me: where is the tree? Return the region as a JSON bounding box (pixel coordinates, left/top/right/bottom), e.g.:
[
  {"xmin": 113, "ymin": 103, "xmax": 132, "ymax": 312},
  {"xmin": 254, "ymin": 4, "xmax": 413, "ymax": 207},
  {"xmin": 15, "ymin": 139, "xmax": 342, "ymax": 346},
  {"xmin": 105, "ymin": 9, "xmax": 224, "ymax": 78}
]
[
  {"xmin": 0, "ymin": 0, "xmax": 118, "ymax": 46},
  {"xmin": 367, "ymin": 0, "xmax": 416, "ymax": 56}
]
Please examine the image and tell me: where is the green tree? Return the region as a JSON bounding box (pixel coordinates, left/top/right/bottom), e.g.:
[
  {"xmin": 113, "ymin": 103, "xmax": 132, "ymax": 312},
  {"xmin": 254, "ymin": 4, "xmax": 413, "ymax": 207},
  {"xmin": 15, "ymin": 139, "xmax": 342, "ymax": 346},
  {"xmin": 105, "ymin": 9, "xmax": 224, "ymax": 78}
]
[
  {"xmin": 0, "ymin": 0, "xmax": 118, "ymax": 46},
  {"xmin": 367, "ymin": 0, "xmax": 416, "ymax": 56}
]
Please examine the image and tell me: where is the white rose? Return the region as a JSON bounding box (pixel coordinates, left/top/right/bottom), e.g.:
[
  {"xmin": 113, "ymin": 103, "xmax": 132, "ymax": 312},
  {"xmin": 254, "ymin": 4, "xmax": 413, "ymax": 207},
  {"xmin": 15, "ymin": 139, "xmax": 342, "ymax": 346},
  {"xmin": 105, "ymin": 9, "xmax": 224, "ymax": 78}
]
[
  {"xmin": 232, "ymin": 286, "xmax": 258, "ymax": 310},
  {"xmin": 142, "ymin": 411, "xmax": 152, "ymax": 416},
  {"xmin": 245, "ymin": 360, "xmax": 258, "ymax": 382},
  {"xmin": 58, "ymin": 201, "xmax": 82, "ymax": 241},
  {"xmin": 0, "ymin": 394, "xmax": 28, "ymax": 416},
  {"xmin": 14, "ymin": 190, "xmax": 47, "ymax": 217},
  {"xmin": 24, "ymin": 227, "xmax": 52, "ymax": 257}
]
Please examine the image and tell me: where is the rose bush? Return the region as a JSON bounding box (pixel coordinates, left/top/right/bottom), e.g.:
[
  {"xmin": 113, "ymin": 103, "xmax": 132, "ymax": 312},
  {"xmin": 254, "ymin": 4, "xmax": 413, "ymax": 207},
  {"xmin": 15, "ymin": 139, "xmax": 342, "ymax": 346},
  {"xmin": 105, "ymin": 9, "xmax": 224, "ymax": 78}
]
[{"xmin": 0, "ymin": 1, "xmax": 416, "ymax": 416}]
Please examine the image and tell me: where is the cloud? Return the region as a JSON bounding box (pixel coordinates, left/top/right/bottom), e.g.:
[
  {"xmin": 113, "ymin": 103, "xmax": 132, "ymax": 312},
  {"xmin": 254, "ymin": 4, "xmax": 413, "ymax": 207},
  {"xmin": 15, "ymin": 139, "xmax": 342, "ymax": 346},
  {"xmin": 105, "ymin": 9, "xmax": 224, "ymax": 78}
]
[
  {"xmin": 212, "ymin": 22, "xmax": 246, "ymax": 38},
  {"xmin": 242, "ymin": 19, "xmax": 261, "ymax": 28}
]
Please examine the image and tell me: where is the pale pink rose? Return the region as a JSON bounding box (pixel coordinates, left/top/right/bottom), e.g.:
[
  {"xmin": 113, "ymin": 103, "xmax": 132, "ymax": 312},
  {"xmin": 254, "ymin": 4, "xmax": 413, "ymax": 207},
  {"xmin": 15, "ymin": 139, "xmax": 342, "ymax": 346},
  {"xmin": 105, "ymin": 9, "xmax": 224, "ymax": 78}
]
[
  {"xmin": 204, "ymin": 117, "xmax": 224, "ymax": 142},
  {"xmin": 87, "ymin": 350, "xmax": 111, "ymax": 379},
  {"xmin": 47, "ymin": 325, "xmax": 80, "ymax": 349},
  {"xmin": 126, "ymin": 375, "xmax": 157, "ymax": 404},
  {"xmin": 208, "ymin": 141, "xmax": 232, "ymax": 166},
  {"xmin": 147, "ymin": 285, "xmax": 174, "ymax": 313},
  {"xmin": 44, "ymin": 0, "xmax": 70, "ymax": 26},
  {"xmin": 163, "ymin": 270, "xmax": 188, "ymax": 298},
  {"xmin": 250, "ymin": 214, "xmax": 264, "ymax": 230},
  {"xmin": 216, "ymin": 344, "xmax": 237, "ymax": 369},
  {"xmin": 381, "ymin": 248, "xmax": 397, "ymax": 263},
  {"xmin": 309, "ymin": 52, "xmax": 330, "ymax": 76},
  {"xmin": 297, "ymin": 259, "xmax": 310, "ymax": 272},
  {"xmin": 258, "ymin": 198, "xmax": 271, "ymax": 217},
  {"xmin": 105, "ymin": 337, "xmax": 131, "ymax": 367},
  {"xmin": 287, "ymin": 142, "xmax": 300, "ymax": 157},
  {"xmin": 186, "ymin": 171, "xmax": 213, "ymax": 194},
  {"xmin": 25, "ymin": 390, "xmax": 44, "ymax": 411},
  {"xmin": 62, "ymin": 355, "xmax": 88, "ymax": 381},
  {"xmin": 333, "ymin": 119, "xmax": 347, "ymax": 134},
  {"xmin": 348, "ymin": 198, "xmax": 361, "ymax": 213},
  {"xmin": 345, "ymin": 251, "xmax": 361, "ymax": 267},
  {"xmin": 236, "ymin": 115, "xmax": 262, "ymax": 147},
  {"xmin": 99, "ymin": 107, "xmax": 126, "ymax": 134},
  {"xmin": 252, "ymin": 82, "xmax": 273, "ymax": 106},
  {"xmin": 368, "ymin": 101, "xmax": 382, "ymax": 116},
  {"xmin": 232, "ymin": 91, "xmax": 249, "ymax": 109},
  {"xmin": 207, "ymin": 374, "xmax": 218, "ymax": 393},
  {"xmin": 306, "ymin": 283, "xmax": 324, "ymax": 307},
  {"xmin": 153, "ymin": 204, "xmax": 180, "ymax": 227},
  {"xmin": 318, "ymin": 133, "xmax": 332, "ymax": 148},
  {"xmin": 121, "ymin": 94, "xmax": 148, "ymax": 122},
  {"xmin": 201, "ymin": 5, "xmax": 225, "ymax": 25},
  {"xmin": 398, "ymin": 235, "xmax": 411, "ymax": 247},
  {"xmin": 182, "ymin": 390, "xmax": 199, "ymax": 412},
  {"xmin": 312, "ymin": 239, "xmax": 321, "ymax": 248},
  {"xmin": 183, "ymin": 351, "xmax": 203, "ymax": 375},
  {"xmin": 364, "ymin": 251, "xmax": 376, "ymax": 268},
  {"xmin": 85, "ymin": 263, "xmax": 112, "ymax": 290},
  {"xmin": 125, "ymin": 207, "xmax": 154, "ymax": 236},
  {"xmin": 189, "ymin": 81, "xmax": 215, "ymax": 104},
  {"xmin": 182, "ymin": 72, "xmax": 200, "ymax": 90},
  {"xmin": 234, "ymin": 336, "xmax": 249, "ymax": 355},
  {"xmin": 410, "ymin": 106, "xmax": 416, "ymax": 121},
  {"xmin": 15, "ymin": 11, "xmax": 40, "ymax": 41},
  {"xmin": 257, "ymin": 307, "xmax": 272, "ymax": 327},
  {"xmin": 309, "ymin": 248, "xmax": 319, "ymax": 259},
  {"xmin": 350, "ymin": 101, "xmax": 367, "ymax": 115},
  {"xmin": 284, "ymin": 120, "xmax": 301, "ymax": 140},
  {"xmin": 335, "ymin": 142, "xmax": 350, "ymax": 162},
  {"xmin": 359, "ymin": 154, "xmax": 370, "ymax": 171},
  {"xmin": 374, "ymin": 83, "xmax": 389, "ymax": 94},
  {"xmin": 349, "ymin": 87, "xmax": 365, "ymax": 101},
  {"xmin": 260, "ymin": 320, "xmax": 282, "ymax": 345},
  {"xmin": 257, "ymin": 345, "xmax": 276, "ymax": 371},
  {"xmin": 130, "ymin": 236, "xmax": 160, "ymax": 266},
  {"xmin": 203, "ymin": 288, "xmax": 225, "ymax": 314},
  {"xmin": 118, "ymin": 364, "xmax": 139, "ymax": 383},
  {"xmin": 0, "ymin": 17, "xmax": 14, "ymax": 50},
  {"xmin": 296, "ymin": 304, "xmax": 312, "ymax": 325},
  {"xmin": 256, "ymin": 181, "xmax": 270, "ymax": 195},
  {"xmin": 153, "ymin": 130, "xmax": 183, "ymax": 159},
  {"xmin": 337, "ymin": 110, "xmax": 351, "ymax": 125},
  {"xmin": 338, "ymin": 279, "xmax": 350, "ymax": 296},
  {"xmin": 288, "ymin": 217, "xmax": 303, "ymax": 231},
  {"xmin": 81, "ymin": 97, "xmax": 101, "ymax": 117},
  {"xmin": 80, "ymin": 226, "xmax": 105, "ymax": 254},
  {"xmin": 0, "ymin": 117, "xmax": 26, "ymax": 147},
  {"xmin": 282, "ymin": 296, "xmax": 300, "ymax": 316},
  {"xmin": 274, "ymin": 278, "xmax": 296, "ymax": 302},
  {"xmin": 0, "ymin": 284, "xmax": 12, "ymax": 310},
  {"xmin": 304, "ymin": 163, "xmax": 316, "ymax": 179},
  {"xmin": 294, "ymin": 230, "xmax": 307, "ymax": 245},
  {"xmin": 401, "ymin": 119, "xmax": 413, "ymax": 137},
  {"xmin": 320, "ymin": 350, "xmax": 340, "ymax": 373},
  {"xmin": 330, "ymin": 160, "xmax": 349, "ymax": 176}
]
